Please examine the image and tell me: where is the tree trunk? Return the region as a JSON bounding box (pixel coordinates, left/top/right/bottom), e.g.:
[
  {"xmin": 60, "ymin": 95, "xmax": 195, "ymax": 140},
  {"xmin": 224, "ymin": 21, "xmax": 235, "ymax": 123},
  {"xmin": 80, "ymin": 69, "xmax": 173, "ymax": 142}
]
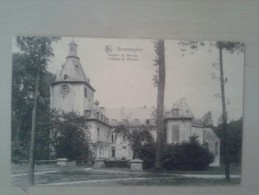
[
  {"xmin": 219, "ymin": 46, "xmax": 230, "ymax": 181},
  {"xmin": 16, "ymin": 118, "xmax": 21, "ymax": 142},
  {"xmin": 155, "ymin": 40, "xmax": 166, "ymax": 170},
  {"xmin": 28, "ymin": 65, "xmax": 40, "ymax": 185}
]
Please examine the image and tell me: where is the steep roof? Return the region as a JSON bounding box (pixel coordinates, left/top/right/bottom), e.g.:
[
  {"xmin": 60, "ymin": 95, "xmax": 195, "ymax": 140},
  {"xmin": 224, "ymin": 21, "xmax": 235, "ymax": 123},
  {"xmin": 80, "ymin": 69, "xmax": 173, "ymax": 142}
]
[
  {"xmin": 165, "ymin": 98, "xmax": 194, "ymax": 119},
  {"xmin": 52, "ymin": 40, "xmax": 95, "ymax": 91},
  {"xmin": 106, "ymin": 107, "xmax": 155, "ymax": 125},
  {"xmin": 56, "ymin": 58, "xmax": 89, "ymax": 82}
]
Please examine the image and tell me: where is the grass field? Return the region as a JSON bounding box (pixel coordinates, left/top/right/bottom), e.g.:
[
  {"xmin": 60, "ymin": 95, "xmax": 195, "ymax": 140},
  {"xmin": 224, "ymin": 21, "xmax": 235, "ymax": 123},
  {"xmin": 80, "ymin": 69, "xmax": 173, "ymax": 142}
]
[{"xmin": 11, "ymin": 164, "xmax": 241, "ymax": 186}]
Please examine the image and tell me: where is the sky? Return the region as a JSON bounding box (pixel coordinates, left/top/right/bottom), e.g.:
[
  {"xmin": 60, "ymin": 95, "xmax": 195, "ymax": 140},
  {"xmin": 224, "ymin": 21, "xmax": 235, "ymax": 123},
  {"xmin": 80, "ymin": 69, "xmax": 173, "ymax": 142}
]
[{"xmin": 13, "ymin": 37, "xmax": 244, "ymax": 124}]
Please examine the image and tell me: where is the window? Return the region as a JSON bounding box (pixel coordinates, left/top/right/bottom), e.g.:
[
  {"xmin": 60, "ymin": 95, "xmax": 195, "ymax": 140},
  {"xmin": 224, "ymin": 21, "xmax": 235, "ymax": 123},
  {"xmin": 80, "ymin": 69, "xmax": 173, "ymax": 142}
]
[
  {"xmin": 215, "ymin": 142, "xmax": 219, "ymax": 155},
  {"xmin": 70, "ymin": 46, "xmax": 75, "ymax": 52},
  {"xmin": 111, "ymin": 134, "xmax": 114, "ymax": 143},
  {"xmin": 203, "ymin": 142, "xmax": 209, "ymax": 149},
  {"xmin": 84, "ymin": 110, "xmax": 91, "ymax": 118},
  {"xmin": 111, "ymin": 147, "xmax": 115, "ymax": 158},
  {"xmin": 84, "ymin": 87, "xmax": 87, "ymax": 98},
  {"xmin": 146, "ymin": 119, "xmax": 150, "ymax": 125},
  {"xmin": 97, "ymin": 127, "xmax": 100, "ymax": 141},
  {"xmin": 172, "ymin": 125, "xmax": 179, "ymax": 142},
  {"xmin": 172, "ymin": 108, "xmax": 179, "ymax": 116},
  {"xmin": 63, "ymin": 75, "xmax": 68, "ymax": 80}
]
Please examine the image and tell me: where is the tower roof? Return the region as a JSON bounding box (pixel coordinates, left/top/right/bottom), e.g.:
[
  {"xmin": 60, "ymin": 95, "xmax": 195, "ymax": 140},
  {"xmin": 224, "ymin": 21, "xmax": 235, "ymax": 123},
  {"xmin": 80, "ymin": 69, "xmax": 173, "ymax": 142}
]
[
  {"xmin": 165, "ymin": 98, "xmax": 194, "ymax": 119},
  {"xmin": 52, "ymin": 41, "xmax": 95, "ymax": 91}
]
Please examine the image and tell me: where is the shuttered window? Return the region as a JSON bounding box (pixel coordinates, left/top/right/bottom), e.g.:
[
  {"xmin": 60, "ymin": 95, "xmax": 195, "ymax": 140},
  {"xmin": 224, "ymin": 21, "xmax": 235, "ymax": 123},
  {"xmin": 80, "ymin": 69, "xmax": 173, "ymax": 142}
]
[{"xmin": 172, "ymin": 125, "xmax": 179, "ymax": 142}]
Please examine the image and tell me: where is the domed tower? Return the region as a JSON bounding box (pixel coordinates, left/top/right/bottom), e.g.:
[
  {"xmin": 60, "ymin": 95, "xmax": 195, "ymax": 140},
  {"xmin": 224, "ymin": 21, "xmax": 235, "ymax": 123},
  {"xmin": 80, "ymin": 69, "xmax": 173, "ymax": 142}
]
[{"xmin": 50, "ymin": 40, "xmax": 95, "ymax": 115}]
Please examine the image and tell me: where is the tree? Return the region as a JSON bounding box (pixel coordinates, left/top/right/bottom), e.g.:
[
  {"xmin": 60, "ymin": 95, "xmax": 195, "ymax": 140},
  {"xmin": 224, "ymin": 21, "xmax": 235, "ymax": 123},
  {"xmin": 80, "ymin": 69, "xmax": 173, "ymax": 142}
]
[
  {"xmin": 178, "ymin": 40, "xmax": 244, "ymax": 180},
  {"xmin": 12, "ymin": 53, "xmax": 56, "ymax": 161},
  {"xmin": 216, "ymin": 42, "xmax": 243, "ymax": 181},
  {"xmin": 15, "ymin": 36, "xmax": 59, "ymax": 185},
  {"xmin": 114, "ymin": 124, "xmax": 154, "ymax": 159},
  {"xmin": 50, "ymin": 111, "xmax": 91, "ymax": 163},
  {"xmin": 153, "ymin": 40, "xmax": 166, "ymax": 170},
  {"xmin": 214, "ymin": 118, "xmax": 243, "ymax": 164}
]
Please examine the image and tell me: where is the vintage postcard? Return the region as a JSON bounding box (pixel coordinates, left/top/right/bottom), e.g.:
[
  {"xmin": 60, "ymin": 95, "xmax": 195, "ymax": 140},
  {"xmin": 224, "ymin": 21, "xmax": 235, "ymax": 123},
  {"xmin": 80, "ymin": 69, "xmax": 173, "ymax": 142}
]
[{"xmin": 11, "ymin": 36, "xmax": 244, "ymax": 186}]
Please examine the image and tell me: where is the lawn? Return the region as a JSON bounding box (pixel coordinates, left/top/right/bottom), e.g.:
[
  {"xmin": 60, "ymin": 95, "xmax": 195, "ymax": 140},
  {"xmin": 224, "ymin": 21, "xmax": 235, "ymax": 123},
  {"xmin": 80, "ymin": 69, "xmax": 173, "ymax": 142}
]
[
  {"xmin": 147, "ymin": 164, "xmax": 241, "ymax": 175},
  {"xmin": 11, "ymin": 164, "xmax": 241, "ymax": 186}
]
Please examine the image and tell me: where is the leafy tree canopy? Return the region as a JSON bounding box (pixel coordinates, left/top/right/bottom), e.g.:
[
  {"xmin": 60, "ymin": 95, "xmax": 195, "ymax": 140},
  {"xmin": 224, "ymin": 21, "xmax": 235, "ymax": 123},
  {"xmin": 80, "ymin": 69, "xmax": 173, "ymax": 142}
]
[
  {"xmin": 50, "ymin": 111, "xmax": 91, "ymax": 163},
  {"xmin": 114, "ymin": 124, "xmax": 154, "ymax": 159}
]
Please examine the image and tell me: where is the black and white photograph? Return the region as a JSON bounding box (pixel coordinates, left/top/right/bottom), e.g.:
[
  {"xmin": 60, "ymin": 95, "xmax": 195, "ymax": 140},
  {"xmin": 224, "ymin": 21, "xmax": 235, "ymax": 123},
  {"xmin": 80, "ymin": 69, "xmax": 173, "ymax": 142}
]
[{"xmin": 11, "ymin": 36, "xmax": 244, "ymax": 186}]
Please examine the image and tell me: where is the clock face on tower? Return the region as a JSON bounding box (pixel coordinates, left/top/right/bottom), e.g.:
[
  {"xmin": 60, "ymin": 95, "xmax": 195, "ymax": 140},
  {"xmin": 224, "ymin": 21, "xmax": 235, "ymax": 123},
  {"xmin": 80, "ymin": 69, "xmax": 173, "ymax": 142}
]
[{"xmin": 60, "ymin": 85, "xmax": 70, "ymax": 96}]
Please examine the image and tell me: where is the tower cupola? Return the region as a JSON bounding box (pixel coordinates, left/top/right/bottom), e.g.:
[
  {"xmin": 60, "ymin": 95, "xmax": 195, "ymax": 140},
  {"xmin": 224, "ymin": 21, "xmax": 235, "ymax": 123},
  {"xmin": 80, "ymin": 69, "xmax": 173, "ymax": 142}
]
[{"xmin": 67, "ymin": 39, "xmax": 78, "ymax": 58}]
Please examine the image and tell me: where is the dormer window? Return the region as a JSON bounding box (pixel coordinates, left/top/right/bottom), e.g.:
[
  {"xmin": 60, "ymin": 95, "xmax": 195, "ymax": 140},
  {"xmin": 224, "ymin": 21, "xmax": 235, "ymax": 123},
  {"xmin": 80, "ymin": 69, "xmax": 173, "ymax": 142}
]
[
  {"xmin": 84, "ymin": 110, "xmax": 91, "ymax": 118},
  {"xmin": 172, "ymin": 108, "xmax": 179, "ymax": 116},
  {"xmin": 63, "ymin": 75, "xmax": 68, "ymax": 80}
]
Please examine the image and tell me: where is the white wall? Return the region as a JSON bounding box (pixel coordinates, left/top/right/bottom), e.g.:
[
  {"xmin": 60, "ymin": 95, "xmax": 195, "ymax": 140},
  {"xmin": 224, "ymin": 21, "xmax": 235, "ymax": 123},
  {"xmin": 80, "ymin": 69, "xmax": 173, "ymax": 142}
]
[
  {"xmin": 166, "ymin": 119, "xmax": 192, "ymax": 143},
  {"xmin": 51, "ymin": 83, "xmax": 94, "ymax": 114}
]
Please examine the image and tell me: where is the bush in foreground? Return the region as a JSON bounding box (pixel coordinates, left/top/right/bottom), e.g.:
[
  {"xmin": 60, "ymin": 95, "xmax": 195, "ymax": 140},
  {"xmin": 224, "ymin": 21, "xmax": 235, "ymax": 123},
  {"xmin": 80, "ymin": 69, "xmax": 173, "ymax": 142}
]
[
  {"xmin": 138, "ymin": 136, "xmax": 214, "ymax": 171},
  {"xmin": 138, "ymin": 143, "xmax": 156, "ymax": 169},
  {"xmin": 163, "ymin": 137, "xmax": 214, "ymax": 171}
]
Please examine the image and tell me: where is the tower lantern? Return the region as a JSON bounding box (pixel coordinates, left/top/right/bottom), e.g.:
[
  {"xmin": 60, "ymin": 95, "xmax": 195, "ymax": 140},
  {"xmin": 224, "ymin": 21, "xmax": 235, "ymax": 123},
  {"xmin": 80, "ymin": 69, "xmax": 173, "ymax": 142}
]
[{"xmin": 68, "ymin": 39, "xmax": 78, "ymax": 58}]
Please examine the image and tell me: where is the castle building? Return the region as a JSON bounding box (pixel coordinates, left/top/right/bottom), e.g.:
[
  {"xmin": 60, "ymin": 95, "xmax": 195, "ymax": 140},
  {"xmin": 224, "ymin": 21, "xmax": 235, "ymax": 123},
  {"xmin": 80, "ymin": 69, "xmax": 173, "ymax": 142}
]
[
  {"xmin": 50, "ymin": 41, "xmax": 220, "ymax": 166},
  {"xmin": 50, "ymin": 40, "xmax": 112, "ymax": 159}
]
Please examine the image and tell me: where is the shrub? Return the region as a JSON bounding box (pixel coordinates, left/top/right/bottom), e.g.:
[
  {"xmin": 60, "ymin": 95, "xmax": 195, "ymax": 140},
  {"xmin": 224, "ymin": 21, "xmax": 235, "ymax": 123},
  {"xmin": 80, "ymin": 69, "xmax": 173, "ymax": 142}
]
[
  {"xmin": 137, "ymin": 137, "xmax": 214, "ymax": 171},
  {"xmin": 11, "ymin": 142, "xmax": 28, "ymax": 163},
  {"xmin": 138, "ymin": 143, "xmax": 156, "ymax": 169},
  {"xmin": 163, "ymin": 138, "xmax": 214, "ymax": 171}
]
